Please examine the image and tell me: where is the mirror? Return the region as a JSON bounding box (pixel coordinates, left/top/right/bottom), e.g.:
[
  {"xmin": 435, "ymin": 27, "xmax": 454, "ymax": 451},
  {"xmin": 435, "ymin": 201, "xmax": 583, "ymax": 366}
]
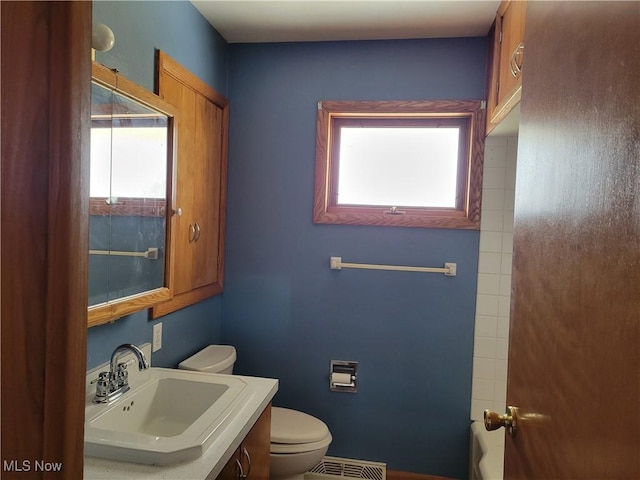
[{"xmin": 88, "ymin": 62, "xmax": 176, "ymax": 327}]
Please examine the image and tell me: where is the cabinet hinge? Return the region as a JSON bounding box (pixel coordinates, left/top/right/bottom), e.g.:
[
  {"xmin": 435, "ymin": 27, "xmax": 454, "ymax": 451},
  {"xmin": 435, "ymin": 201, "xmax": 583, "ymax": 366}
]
[
  {"xmin": 317, "ymin": 101, "xmax": 323, "ymax": 110},
  {"xmin": 480, "ymin": 100, "xmax": 486, "ymax": 110},
  {"xmin": 499, "ymin": 30, "xmax": 503, "ymax": 43}
]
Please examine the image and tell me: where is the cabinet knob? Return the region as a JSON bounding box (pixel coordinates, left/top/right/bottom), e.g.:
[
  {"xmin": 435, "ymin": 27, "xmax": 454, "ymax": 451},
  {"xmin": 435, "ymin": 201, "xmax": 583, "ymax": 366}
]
[
  {"xmin": 194, "ymin": 221, "xmax": 201, "ymax": 242},
  {"xmin": 172, "ymin": 207, "xmax": 183, "ymax": 217}
]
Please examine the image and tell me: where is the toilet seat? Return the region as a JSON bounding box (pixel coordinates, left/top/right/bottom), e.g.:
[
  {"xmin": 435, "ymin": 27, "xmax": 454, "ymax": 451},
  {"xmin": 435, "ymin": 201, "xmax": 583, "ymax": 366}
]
[{"xmin": 271, "ymin": 407, "xmax": 332, "ymax": 454}]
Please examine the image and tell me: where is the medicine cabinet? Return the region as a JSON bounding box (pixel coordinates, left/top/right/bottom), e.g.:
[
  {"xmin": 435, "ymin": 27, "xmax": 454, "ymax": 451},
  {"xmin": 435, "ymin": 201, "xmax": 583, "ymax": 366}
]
[
  {"xmin": 150, "ymin": 51, "xmax": 229, "ymax": 318},
  {"xmin": 88, "ymin": 62, "xmax": 176, "ymax": 327}
]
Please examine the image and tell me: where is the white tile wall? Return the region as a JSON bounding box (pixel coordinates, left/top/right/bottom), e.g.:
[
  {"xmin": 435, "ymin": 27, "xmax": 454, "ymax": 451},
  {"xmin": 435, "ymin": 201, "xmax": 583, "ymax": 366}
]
[{"xmin": 470, "ymin": 136, "xmax": 518, "ymax": 421}]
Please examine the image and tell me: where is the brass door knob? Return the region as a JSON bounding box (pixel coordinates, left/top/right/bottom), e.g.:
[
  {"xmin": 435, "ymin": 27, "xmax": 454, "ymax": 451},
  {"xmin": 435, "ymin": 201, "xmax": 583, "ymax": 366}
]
[{"xmin": 484, "ymin": 406, "xmax": 519, "ymax": 437}]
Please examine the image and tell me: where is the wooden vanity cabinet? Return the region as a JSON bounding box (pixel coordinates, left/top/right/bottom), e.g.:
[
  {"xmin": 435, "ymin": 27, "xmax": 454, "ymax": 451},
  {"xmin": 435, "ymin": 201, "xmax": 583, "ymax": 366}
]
[
  {"xmin": 486, "ymin": 0, "xmax": 527, "ymax": 134},
  {"xmin": 152, "ymin": 51, "xmax": 229, "ymax": 318},
  {"xmin": 214, "ymin": 404, "xmax": 272, "ymax": 480}
]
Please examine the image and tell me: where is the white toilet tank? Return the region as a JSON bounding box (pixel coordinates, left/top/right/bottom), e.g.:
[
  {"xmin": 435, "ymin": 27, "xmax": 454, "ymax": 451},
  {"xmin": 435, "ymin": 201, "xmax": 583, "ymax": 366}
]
[{"xmin": 178, "ymin": 345, "xmax": 237, "ymax": 374}]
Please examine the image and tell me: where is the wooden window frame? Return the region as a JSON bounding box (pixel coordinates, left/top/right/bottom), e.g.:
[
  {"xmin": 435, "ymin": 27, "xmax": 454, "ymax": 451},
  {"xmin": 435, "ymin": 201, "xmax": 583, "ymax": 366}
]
[{"xmin": 313, "ymin": 100, "xmax": 486, "ymax": 229}]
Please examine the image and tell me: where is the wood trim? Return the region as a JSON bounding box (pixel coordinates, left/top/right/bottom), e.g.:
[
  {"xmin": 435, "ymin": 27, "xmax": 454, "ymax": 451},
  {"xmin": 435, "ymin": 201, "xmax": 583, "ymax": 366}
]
[
  {"xmin": 88, "ymin": 288, "xmax": 172, "ymax": 328},
  {"xmin": 387, "ymin": 470, "xmax": 455, "ymax": 480},
  {"xmin": 485, "ymin": 18, "xmax": 501, "ymax": 135},
  {"xmin": 152, "ymin": 282, "xmax": 223, "ymax": 318},
  {"xmin": 217, "ymin": 104, "xmax": 229, "ymax": 290},
  {"xmin": 92, "ymin": 61, "xmax": 177, "ymax": 118},
  {"xmin": 156, "ymin": 51, "xmax": 229, "ymax": 109},
  {"xmin": 489, "ymin": 83, "xmax": 521, "ymax": 128},
  {"xmin": 313, "ymin": 100, "xmax": 485, "ymax": 229},
  {"xmin": 1, "ymin": 2, "xmax": 91, "ymax": 477},
  {"xmin": 496, "ymin": 0, "xmax": 511, "ymax": 18}
]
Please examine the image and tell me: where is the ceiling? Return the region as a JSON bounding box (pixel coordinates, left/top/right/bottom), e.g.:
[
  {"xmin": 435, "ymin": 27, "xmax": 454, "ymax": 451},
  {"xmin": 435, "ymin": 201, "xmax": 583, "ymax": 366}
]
[{"xmin": 191, "ymin": 1, "xmax": 501, "ymax": 44}]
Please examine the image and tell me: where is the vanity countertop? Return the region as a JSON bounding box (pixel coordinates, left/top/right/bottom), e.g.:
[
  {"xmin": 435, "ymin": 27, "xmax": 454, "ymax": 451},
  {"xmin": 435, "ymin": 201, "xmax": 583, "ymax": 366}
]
[{"xmin": 84, "ymin": 374, "xmax": 278, "ymax": 480}]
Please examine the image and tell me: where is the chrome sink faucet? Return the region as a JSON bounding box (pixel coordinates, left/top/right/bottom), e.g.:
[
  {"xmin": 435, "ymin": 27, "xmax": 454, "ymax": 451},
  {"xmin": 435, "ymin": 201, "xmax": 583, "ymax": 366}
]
[{"xmin": 93, "ymin": 343, "xmax": 150, "ymax": 404}]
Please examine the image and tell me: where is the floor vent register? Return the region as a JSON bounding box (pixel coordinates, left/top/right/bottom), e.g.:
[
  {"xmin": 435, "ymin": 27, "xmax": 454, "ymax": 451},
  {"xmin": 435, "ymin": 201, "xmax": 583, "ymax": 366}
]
[{"xmin": 306, "ymin": 456, "xmax": 386, "ymax": 480}]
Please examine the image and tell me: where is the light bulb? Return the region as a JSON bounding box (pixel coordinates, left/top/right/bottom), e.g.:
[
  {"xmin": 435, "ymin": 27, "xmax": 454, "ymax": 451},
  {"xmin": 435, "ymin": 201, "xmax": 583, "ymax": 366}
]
[{"xmin": 92, "ymin": 24, "xmax": 115, "ymax": 52}]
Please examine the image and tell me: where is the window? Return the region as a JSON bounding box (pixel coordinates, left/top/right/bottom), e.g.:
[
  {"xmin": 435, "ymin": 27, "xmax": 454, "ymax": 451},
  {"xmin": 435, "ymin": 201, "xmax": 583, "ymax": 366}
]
[{"xmin": 313, "ymin": 100, "xmax": 485, "ymax": 229}]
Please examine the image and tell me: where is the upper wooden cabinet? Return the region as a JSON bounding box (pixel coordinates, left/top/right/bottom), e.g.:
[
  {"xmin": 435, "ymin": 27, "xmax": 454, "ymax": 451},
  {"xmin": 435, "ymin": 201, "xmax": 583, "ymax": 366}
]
[
  {"xmin": 486, "ymin": 0, "xmax": 527, "ymax": 134},
  {"xmin": 152, "ymin": 52, "xmax": 229, "ymax": 318}
]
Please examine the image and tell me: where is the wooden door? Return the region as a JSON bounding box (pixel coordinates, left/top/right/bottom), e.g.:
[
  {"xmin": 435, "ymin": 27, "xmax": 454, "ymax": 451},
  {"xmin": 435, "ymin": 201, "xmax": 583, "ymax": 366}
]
[
  {"xmin": 505, "ymin": 1, "xmax": 640, "ymax": 477},
  {"xmin": 1, "ymin": 2, "xmax": 90, "ymax": 477}
]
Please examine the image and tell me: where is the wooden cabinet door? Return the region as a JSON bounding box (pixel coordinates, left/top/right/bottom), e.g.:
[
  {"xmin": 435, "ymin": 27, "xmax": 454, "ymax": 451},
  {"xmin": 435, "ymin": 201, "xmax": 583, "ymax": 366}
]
[
  {"xmin": 192, "ymin": 93, "xmax": 224, "ymax": 290},
  {"xmin": 214, "ymin": 405, "xmax": 272, "ymax": 480},
  {"xmin": 486, "ymin": 0, "xmax": 527, "ymax": 133},
  {"xmin": 157, "ymin": 69, "xmax": 197, "ymax": 296},
  {"xmin": 503, "ymin": 1, "xmax": 640, "ymax": 477},
  {"xmin": 216, "ymin": 447, "xmax": 241, "ymax": 480},
  {"xmin": 497, "ymin": 0, "xmax": 525, "ymax": 107},
  {"xmin": 152, "ymin": 52, "xmax": 229, "ymax": 317},
  {"xmin": 240, "ymin": 405, "xmax": 271, "ymax": 480}
]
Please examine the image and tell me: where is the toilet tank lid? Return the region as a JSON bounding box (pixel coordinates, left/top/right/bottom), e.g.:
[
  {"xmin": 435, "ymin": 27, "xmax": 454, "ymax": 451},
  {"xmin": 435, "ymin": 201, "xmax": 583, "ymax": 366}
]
[
  {"xmin": 271, "ymin": 407, "xmax": 330, "ymax": 444},
  {"xmin": 178, "ymin": 345, "xmax": 236, "ymax": 372}
]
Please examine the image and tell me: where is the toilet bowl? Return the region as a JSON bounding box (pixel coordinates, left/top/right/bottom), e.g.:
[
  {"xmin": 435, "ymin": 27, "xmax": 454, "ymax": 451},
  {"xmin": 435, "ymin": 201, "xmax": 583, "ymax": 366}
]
[
  {"xmin": 270, "ymin": 407, "xmax": 332, "ymax": 480},
  {"xmin": 179, "ymin": 346, "xmax": 332, "ymax": 480}
]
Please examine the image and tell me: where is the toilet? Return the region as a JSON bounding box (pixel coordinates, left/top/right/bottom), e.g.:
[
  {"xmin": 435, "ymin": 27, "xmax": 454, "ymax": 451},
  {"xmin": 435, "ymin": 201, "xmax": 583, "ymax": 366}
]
[
  {"xmin": 178, "ymin": 344, "xmax": 237, "ymax": 374},
  {"xmin": 269, "ymin": 407, "xmax": 332, "ymax": 480},
  {"xmin": 179, "ymin": 345, "xmax": 332, "ymax": 480}
]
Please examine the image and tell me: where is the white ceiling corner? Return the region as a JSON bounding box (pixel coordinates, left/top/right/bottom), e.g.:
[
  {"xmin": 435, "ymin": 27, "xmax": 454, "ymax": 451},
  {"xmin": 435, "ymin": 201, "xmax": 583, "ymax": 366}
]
[{"xmin": 190, "ymin": 0, "xmax": 501, "ymax": 43}]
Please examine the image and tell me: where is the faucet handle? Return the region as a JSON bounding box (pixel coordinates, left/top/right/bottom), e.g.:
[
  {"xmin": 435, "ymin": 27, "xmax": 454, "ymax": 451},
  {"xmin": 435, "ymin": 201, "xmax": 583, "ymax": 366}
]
[
  {"xmin": 115, "ymin": 362, "xmax": 129, "ymax": 388},
  {"xmin": 95, "ymin": 372, "xmax": 110, "ymax": 397}
]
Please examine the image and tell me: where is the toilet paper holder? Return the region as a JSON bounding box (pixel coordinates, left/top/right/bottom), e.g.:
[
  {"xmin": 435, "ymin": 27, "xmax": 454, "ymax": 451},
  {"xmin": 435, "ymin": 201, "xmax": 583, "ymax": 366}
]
[{"xmin": 330, "ymin": 360, "xmax": 358, "ymax": 393}]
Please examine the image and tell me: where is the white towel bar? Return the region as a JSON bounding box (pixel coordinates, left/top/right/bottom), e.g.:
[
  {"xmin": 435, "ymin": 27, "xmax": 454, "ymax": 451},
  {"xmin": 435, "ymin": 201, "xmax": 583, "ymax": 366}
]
[
  {"xmin": 329, "ymin": 257, "xmax": 456, "ymax": 276},
  {"xmin": 89, "ymin": 247, "xmax": 159, "ymax": 259}
]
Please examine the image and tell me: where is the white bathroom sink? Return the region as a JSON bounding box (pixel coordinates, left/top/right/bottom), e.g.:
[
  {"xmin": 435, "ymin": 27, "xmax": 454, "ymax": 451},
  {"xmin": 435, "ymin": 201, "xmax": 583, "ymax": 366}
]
[{"xmin": 84, "ymin": 367, "xmax": 249, "ymax": 466}]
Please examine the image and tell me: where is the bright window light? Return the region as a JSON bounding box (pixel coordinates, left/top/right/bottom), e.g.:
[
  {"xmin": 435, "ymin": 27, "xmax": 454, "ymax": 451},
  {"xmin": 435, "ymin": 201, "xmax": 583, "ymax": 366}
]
[
  {"xmin": 337, "ymin": 127, "xmax": 460, "ymax": 208},
  {"xmin": 90, "ymin": 126, "xmax": 167, "ymax": 199}
]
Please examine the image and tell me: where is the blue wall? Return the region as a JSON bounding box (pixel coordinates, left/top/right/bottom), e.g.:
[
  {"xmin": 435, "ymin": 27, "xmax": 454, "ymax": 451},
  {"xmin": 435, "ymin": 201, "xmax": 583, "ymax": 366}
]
[
  {"xmin": 87, "ymin": 1, "xmax": 229, "ymax": 370},
  {"xmin": 224, "ymin": 39, "xmax": 485, "ymax": 478},
  {"xmin": 92, "ymin": 0, "xmax": 228, "ymax": 94},
  {"xmin": 88, "ymin": 2, "xmax": 486, "ymax": 476}
]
